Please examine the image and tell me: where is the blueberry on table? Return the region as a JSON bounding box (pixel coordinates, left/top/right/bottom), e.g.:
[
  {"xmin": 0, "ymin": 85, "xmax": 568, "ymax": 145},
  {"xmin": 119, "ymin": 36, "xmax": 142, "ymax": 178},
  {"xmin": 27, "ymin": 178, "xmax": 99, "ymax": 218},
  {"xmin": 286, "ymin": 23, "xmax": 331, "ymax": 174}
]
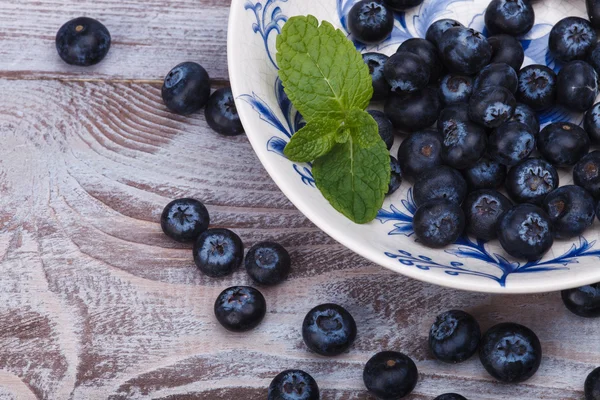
[
  {"xmin": 497, "ymin": 204, "xmax": 554, "ymax": 260},
  {"xmin": 506, "ymin": 158, "xmax": 558, "ymax": 205},
  {"xmin": 302, "ymin": 304, "xmax": 357, "ymax": 357},
  {"xmin": 397, "ymin": 38, "xmax": 444, "ymax": 82},
  {"xmin": 348, "ymin": 0, "xmax": 395, "ymax": 45},
  {"xmin": 434, "ymin": 394, "xmax": 467, "ymax": 400},
  {"xmin": 384, "ymin": 52, "xmax": 431, "ymax": 94},
  {"xmin": 464, "ymin": 190, "xmax": 512, "ymax": 241},
  {"xmin": 463, "ymin": 157, "xmax": 507, "ymax": 190},
  {"xmin": 161, "ymin": 198, "xmax": 210, "ymax": 243},
  {"xmin": 562, "ymin": 283, "xmax": 600, "ymax": 318},
  {"xmin": 489, "ymin": 121, "xmax": 535, "ymax": 167},
  {"xmin": 438, "ymin": 102, "xmax": 470, "ymax": 123},
  {"xmin": 556, "ymin": 60, "xmax": 599, "ymax": 112},
  {"xmin": 439, "ymin": 74, "xmax": 473, "ymax": 105},
  {"xmin": 439, "ymin": 27, "xmax": 492, "ymax": 76},
  {"xmin": 549, "ymin": 17, "xmax": 597, "ymax": 62},
  {"xmin": 584, "ymin": 103, "xmax": 600, "ymax": 144},
  {"xmin": 268, "ymin": 370, "xmax": 319, "ymax": 400},
  {"xmin": 214, "ymin": 286, "xmax": 266, "ymax": 332},
  {"xmin": 162, "ymin": 62, "xmax": 211, "ymax": 115},
  {"xmin": 384, "ymin": 0, "xmax": 424, "ymax": 11},
  {"xmin": 384, "ymin": 88, "xmax": 441, "ymax": 133},
  {"xmin": 396, "ymin": 129, "xmax": 443, "ymax": 180},
  {"xmin": 479, "ymin": 323, "xmax": 542, "ymax": 383},
  {"xmin": 510, "ymin": 103, "xmax": 540, "ymax": 134},
  {"xmin": 245, "ymin": 242, "xmax": 291, "ymax": 285},
  {"xmin": 429, "ymin": 310, "xmax": 481, "ymax": 363},
  {"xmin": 413, "ymin": 200, "xmax": 465, "ymax": 248},
  {"xmin": 538, "ymin": 122, "xmax": 590, "ymax": 167},
  {"xmin": 586, "ymin": 367, "xmax": 600, "ymax": 400},
  {"xmin": 574, "ymin": 151, "xmax": 600, "ymax": 198},
  {"xmin": 55, "ymin": 17, "xmax": 111, "ymax": 66},
  {"xmin": 588, "ymin": 42, "xmax": 600, "ymax": 76},
  {"xmin": 426, "ymin": 18, "xmax": 464, "ymax": 47},
  {"xmin": 368, "ymin": 110, "xmax": 395, "ymax": 150},
  {"xmin": 413, "ymin": 165, "xmax": 467, "ymax": 206},
  {"xmin": 469, "ymin": 85, "xmax": 516, "ymax": 128},
  {"xmin": 205, "ymin": 87, "xmax": 244, "ymax": 136},
  {"xmin": 388, "ymin": 156, "xmax": 403, "ymax": 195},
  {"xmin": 363, "ymin": 351, "xmax": 418, "ymax": 399},
  {"xmin": 543, "ymin": 186, "xmax": 595, "ymax": 239},
  {"xmin": 474, "ymin": 63, "xmax": 518, "ymax": 94},
  {"xmin": 193, "ymin": 228, "xmax": 244, "ymax": 277},
  {"xmin": 488, "ymin": 34, "xmax": 525, "ymax": 71},
  {"xmin": 484, "ymin": 0, "xmax": 535, "ymax": 36},
  {"xmin": 363, "ymin": 53, "xmax": 391, "ymax": 101},
  {"xmin": 516, "ymin": 64, "xmax": 557, "ymax": 111},
  {"xmin": 439, "ymin": 107, "xmax": 487, "ymax": 170}
]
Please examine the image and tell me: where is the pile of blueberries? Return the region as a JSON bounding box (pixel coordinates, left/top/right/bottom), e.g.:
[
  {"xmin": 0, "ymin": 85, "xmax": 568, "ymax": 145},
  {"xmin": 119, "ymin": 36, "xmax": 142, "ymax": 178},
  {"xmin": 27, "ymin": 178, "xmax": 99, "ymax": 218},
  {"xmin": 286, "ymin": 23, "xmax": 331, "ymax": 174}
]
[
  {"xmin": 52, "ymin": 6, "xmax": 600, "ymax": 400},
  {"xmin": 351, "ymin": 0, "xmax": 600, "ymax": 265}
]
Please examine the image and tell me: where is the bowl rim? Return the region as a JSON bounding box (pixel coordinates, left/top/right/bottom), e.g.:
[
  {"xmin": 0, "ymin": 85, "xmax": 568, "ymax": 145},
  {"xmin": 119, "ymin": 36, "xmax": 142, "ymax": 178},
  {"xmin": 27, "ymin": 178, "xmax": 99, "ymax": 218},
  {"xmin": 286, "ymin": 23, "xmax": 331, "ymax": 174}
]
[{"xmin": 227, "ymin": 0, "xmax": 600, "ymax": 294}]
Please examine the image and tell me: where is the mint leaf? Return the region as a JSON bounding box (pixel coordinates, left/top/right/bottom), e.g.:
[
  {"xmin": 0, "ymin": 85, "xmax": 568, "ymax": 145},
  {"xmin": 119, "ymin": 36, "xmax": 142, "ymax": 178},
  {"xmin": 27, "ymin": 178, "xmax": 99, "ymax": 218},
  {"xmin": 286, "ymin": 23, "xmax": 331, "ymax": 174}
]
[
  {"xmin": 312, "ymin": 138, "xmax": 391, "ymax": 224},
  {"xmin": 344, "ymin": 109, "xmax": 380, "ymax": 148},
  {"xmin": 276, "ymin": 15, "xmax": 373, "ymax": 122},
  {"xmin": 284, "ymin": 118, "xmax": 340, "ymax": 162}
]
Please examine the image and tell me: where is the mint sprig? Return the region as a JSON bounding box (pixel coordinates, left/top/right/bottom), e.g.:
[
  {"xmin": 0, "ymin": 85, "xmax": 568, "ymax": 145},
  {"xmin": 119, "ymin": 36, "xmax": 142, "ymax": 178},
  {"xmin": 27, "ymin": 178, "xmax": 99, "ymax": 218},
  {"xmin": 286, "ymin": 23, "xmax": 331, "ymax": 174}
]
[{"xmin": 276, "ymin": 15, "xmax": 390, "ymax": 224}]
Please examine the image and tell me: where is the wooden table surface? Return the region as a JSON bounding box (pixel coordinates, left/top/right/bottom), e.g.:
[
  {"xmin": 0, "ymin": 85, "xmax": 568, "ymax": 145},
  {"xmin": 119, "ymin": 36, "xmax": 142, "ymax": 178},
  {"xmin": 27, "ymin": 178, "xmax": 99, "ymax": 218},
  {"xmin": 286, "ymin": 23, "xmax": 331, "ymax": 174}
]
[{"xmin": 0, "ymin": 1, "xmax": 598, "ymax": 399}]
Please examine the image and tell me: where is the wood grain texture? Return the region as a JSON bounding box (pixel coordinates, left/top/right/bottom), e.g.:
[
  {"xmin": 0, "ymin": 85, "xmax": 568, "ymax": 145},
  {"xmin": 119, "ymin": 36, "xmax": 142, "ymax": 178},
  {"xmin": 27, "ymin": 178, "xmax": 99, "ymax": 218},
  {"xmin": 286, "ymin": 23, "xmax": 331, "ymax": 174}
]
[{"xmin": 0, "ymin": 1, "xmax": 599, "ymax": 399}]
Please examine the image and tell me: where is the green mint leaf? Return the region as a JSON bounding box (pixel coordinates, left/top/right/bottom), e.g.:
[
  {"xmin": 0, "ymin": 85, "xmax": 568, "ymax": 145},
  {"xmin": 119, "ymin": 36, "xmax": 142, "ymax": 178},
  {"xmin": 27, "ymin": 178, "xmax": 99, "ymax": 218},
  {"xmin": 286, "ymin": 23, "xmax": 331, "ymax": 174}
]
[
  {"xmin": 276, "ymin": 15, "xmax": 373, "ymax": 122},
  {"xmin": 283, "ymin": 118, "xmax": 340, "ymax": 162},
  {"xmin": 344, "ymin": 109, "xmax": 380, "ymax": 148},
  {"xmin": 312, "ymin": 138, "xmax": 391, "ymax": 224}
]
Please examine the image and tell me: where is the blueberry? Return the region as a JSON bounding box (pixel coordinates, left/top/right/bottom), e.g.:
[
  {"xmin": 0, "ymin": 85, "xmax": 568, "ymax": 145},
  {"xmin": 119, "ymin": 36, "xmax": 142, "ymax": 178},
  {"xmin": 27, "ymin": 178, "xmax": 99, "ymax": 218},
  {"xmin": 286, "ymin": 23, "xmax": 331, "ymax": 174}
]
[
  {"xmin": 397, "ymin": 38, "xmax": 444, "ymax": 82},
  {"xmin": 384, "ymin": 88, "xmax": 441, "ymax": 132},
  {"xmin": 463, "ymin": 157, "xmax": 507, "ymax": 190},
  {"xmin": 474, "ymin": 63, "xmax": 518, "ymax": 93},
  {"xmin": 510, "ymin": 103, "xmax": 540, "ymax": 134},
  {"xmin": 588, "ymin": 0, "xmax": 600, "ymax": 28},
  {"xmin": 484, "ymin": 0, "xmax": 535, "ymax": 36},
  {"xmin": 302, "ymin": 304, "xmax": 357, "ymax": 357},
  {"xmin": 469, "ymin": 86, "xmax": 516, "ymax": 128},
  {"xmin": 438, "ymin": 106, "xmax": 487, "ymax": 169},
  {"xmin": 55, "ymin": 17, "xmax": 111, "ymax": 66},
  {"xmin": 368, "ymin": 110, "xmax": 395, "ymax": 150},
  {"xmin": 161, "ymin": 198, "xmax": 210, "ymax": 243},
  {"xmin": 497, "ymin": 204, "xmax": 554, "ymax": 260},
  {"xmin": 396, "ymin": 129, "xmax": 443, "ymax": 179},
  {"xmin": 384, "ymin": 52, "xmax": 431, "ymax": 94},
  {"xmin": 413, "ymin": 165, "xmax": 468, "ymax": 206},
  {"xmin": 538, "ymin": 122, "xmax": 590, "ymax": 167},
  {"xmin": 162, "ymin": 62, "xmax": 211, "ymax": 115},
  {"xmin": 384, "ymin": 0, "xmax": 424, "ymax": 11},
  {"xmin": 268, "ymin": 370, "xmax": 319, "ymax": 400},
  {"xmin": 588, "ymin": 41, "xmax": 600, "ymax": 76},
  {"xmin": 562, "ymin": 283, "xmax": 600, "ymax": 318},
  {"xmin": 364, "ymin": 53, "xmax": 391, "ymax": 101},
  {"xmin": 549, "ymin": 17, "xmax": 597, "ymax": 62},
  {"xmin": 388, "ymin": 156, "xmax": 403, "ymax": 195},
  {"xmin": 438, "ymin": 102, "xmax": 470, "ymax": 123},
  {"xmin": 205, "ymin": 87, "xmax": 244, "ymax": 136},
  {"xmin": 544, "ymin": 186, "xmax": 595, "ymax": 239},
  {"xmin": 348, "ymin": 0, "xmax": 394, "ymax": 44},
  {"xmin": 464, "ymin": 190, "xmax": 512, "ymax": 241},
  {"xmin": 586, "ymin": 367, "xmax": 600, "ymax": 400},
  {"xmin": 245, "ymin": 242, "xmax": 291, "ymax": 285},
  {"xmin": 439, "ymin": 27, "xmax": 492, "ymax": 76},
  {"xmin": 214, "ymin": 286, "xmax": 266, "ymax": 332},
  {"xmin": 489, "ymin": 121, "xmax": 535, "ymax": 166},
  {"xmin": 434, "ymin": 395, "xmax": 467, "ymax": 400},
  {"xmin": 516, "ymin": 64, "xmax": 557, "ymax": 111},
  {"xmin": 363, "ymin": 351, "xmax": 418, "ymax": 399},
  {"xmin": 506, "ymin": 158, "xmax": 559, "ymax": 205},
  {"xmin": 556, "ymin": 60, "xmax": 599, "ymax": 112},
  {"xmin": 193, "ymin": 228, "xmax": 244, "ymax": 277},
  {"xmin": 426, "ymin": 19, "xmax": 464, "ymax": 48},
  {"xmin": 488, "ymin": 34, "xmax": 525, "ymax": 71},
  {"xmin": 429, "ymin": 310, "xmax": 481, "ymax": 363},
  {"xmin": 413, "ymin": 200, "xmax": 465, "ymax": 248},
  {"xmin": 439, "ymin": 74, "xmax": 474, "ymax": 105},
  {"xmin": 574, "ymin": 151, "xmax": 600, "ymax": 199},
  {"xmin": 585, "ymin": 103, "xmax": 600, "ymax": 145}
]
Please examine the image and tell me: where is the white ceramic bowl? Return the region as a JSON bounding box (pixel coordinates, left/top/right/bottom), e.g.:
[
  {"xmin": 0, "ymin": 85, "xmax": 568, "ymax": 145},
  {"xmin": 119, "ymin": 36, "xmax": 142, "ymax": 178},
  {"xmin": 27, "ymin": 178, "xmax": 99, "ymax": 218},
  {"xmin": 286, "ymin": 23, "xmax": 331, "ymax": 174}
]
[{"xmin": 228, "ymin": 0, "xmax": 600, "ymax": 293}]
